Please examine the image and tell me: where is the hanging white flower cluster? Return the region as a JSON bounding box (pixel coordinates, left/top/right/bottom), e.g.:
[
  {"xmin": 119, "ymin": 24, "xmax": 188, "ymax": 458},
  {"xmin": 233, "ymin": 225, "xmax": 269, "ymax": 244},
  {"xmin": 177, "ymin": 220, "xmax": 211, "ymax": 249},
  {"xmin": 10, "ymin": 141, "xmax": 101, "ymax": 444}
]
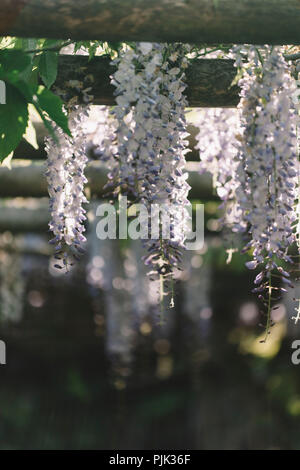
[
  {"xmin": 92, "ymin": 105, "xmax": 119, "ymax": 195},
  {"xmin": 195, "ymin": 108, "xmax": 239, "ymax": 201},
  {"xmin": 109, "ymin": 43, "xmax": 191, "ymax": 288},
  {"xmin": 233, "ymin": 46, "xmax": 298, "ymax": 261},
  {"xmin": 230, "ymin": 46, "xmax": 299, "ymax": 339},
  {"xmin": 45, "ymin": 105, "xmax": 90, "ymax": 271},
  {"xmin": 194, "ymin": 108, "xmax": 241, "ymax": 227}
]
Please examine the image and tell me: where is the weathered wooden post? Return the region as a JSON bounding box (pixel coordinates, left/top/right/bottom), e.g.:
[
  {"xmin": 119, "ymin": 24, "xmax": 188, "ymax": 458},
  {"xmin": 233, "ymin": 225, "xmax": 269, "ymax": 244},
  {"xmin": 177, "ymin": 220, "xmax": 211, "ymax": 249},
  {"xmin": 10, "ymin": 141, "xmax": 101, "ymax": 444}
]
[
  {"xmin": 55, "ymin": 55, "xmax": 239, "ymax": 107},
  {"xmin": 0, "ymin": 1, "xmax": 299, "ymax": 44}
]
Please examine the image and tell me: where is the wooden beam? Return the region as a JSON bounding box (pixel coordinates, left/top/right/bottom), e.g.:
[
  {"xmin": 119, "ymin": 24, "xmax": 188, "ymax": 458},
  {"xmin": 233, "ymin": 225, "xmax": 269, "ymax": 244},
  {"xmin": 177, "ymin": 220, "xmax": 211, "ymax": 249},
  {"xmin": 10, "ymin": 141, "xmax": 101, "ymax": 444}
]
[
  {"xmin": 0, "ymin": 203, "xmax": 49, "ymax": 232},
  {"xmin": 0, "ymin": 233, "xmax": 51, "ymax": 254},
  {"xmin": 0, "ymin": 163, "xmax": 213, "ymax": 231},
  {"xmin": 0, "ymin": 160, "xmax": 213, "ymax": 200},
  {"xmin": 14, "ymin": 122, "xmax": 202, "ymax": 160},
  {"xmin": 0, "ymin": 160, "xmax": 107, "ymax": 198},
  {"xmin": 56, "ymin": 55, "xmax": 239, "ymax": 107},
  {"xmin": 1, "ymin": 1, "xmax": 300, "ymax": 45}
]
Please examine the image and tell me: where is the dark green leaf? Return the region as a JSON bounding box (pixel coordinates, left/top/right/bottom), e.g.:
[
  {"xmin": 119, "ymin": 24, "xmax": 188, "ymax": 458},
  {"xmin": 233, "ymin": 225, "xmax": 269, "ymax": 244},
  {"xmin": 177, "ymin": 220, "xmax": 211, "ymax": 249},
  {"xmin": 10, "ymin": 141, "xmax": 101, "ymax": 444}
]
[
  {"xmin": 39, "ymin": 51, "xmax": 58, "ymax": 88},
  {"xmin": 0, "ymin": 50, "xmax": 31, "ymax": 83},
  {"xmin": 74, "ymin": 41, "xmax": 91, "ymax": 53},
  {"xmin": 36, "ymin": 86, "xmax": 71, "ymax": 136},
  {"xmin": 13, "ymin": 80, "xmax": 35, "ymax": 102},
  {"xmin": 0, "ymin": 83, "xmax": 28, "ymax": 161},
  {"xmin": 32, "ymin": 100, "xmax": 57, "ymax": 142},
  {"xmin": 88, "ymin": 43, "xmax": 98, "ymax": 61},
  {"xmin": 42, "ymin": 39, "xmax": 62, "ymax": 49}
]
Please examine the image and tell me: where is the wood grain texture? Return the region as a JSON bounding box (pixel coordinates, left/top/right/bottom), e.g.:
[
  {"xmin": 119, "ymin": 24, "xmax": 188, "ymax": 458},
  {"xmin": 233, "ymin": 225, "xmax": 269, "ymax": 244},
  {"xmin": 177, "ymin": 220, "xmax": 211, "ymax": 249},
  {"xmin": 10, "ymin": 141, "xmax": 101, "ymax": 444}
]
[
  {"xmin": 1, "ymin": 0, "xmax": 300, "ymax": 44},
  {"xmin": 0, "ymin": 0, "xmax": 28, "ymax": 33},
  {"xmin": 55, "ymin": 55, "xmax": 239, "ymax": 107}
]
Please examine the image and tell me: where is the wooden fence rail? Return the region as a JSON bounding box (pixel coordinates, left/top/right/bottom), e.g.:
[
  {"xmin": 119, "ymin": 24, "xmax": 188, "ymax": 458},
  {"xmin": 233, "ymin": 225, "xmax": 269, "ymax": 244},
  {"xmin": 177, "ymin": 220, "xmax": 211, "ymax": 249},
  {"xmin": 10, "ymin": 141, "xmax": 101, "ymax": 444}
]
[
  {"xmin": 0, "ymin": 159, "xmax": 213, "ymax": 232},
  {"xmin": 57, "ymin": 55, "xmax": 239, "ymax": 107},
  {"xmin": 1, "ymin": 1, "xmax": 300, "ymax": 45},
  {"xmin": 0, "ymin": 160, "xmax": 212, "ymax": 200}
]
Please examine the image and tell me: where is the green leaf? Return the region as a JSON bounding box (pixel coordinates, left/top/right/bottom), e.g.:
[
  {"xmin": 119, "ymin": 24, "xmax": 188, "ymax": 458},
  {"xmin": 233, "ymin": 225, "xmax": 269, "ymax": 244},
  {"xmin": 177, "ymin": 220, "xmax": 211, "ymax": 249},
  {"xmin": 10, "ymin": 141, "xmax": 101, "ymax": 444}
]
[
  {"xmin": 32, "ymin": 100, "xmax": 57, "ymax": 142},
  {"xmin": 0, "ymin": 50, "xmax": 31, "ymax": 83},
  {"xmin": 42, "ymin": 39, "xmax": 62, "ymax": 49},
  {"xmin": 74, "ymin": 41, "xmax": 91, "ymax": 53},
  {"xmin": 88, "ymin": 43, "xmax": 98, "ymax": 61},
  {"xmin": 107, "ymin": 42, "xmax": 122, "ymax": 53},
  {"xmin": 35, "ymin": 86, "xmax": 71, "ymax": 136},
  {"xmin": 12, "ymin": 79, "xmax": 36, "ymax": 103},
  {"xmin": 0, "ymin": 83, "xmax": 28, "ymax": 161},
  {"xmin": 39, "ymin": 51, "xmax": 58, "ymax": 88}
]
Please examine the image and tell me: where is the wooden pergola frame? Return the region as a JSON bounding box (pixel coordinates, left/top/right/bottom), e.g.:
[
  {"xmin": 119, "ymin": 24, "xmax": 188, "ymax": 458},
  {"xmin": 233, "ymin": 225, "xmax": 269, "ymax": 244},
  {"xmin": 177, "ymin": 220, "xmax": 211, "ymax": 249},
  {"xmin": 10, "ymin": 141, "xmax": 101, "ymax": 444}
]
[
  {"xmin": 1, "ymin": 0, "xmax": 300, "ymax": 44},
  {"xmin": 1, "ymin": 0, "xmax": 300, "ymax": 231},
  {"xmin": 57, "ymin": 55, "xmax": 239, "ymax": 108}
]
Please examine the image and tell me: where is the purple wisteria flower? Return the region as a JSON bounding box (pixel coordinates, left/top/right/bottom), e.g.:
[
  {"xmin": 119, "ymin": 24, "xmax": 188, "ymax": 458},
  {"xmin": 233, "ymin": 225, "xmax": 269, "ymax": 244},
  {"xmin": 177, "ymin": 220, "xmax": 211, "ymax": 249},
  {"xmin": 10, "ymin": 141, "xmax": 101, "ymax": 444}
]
[
  {"xmin": 109, "ymin": 43, "xmax": 191, "ymax": 291},
  {"xmin": 232, "ymin": 45, "xmax": 299, "ymax": 339},
  {"xmin": 45, "ymin": 105, "xmax": 90, "ymax": 271},
  {"xmin": 233, "ymin": 46, "xmax": 298, "ymax": 263},
  {"xmin": 194, "ymin": 108, "xmax": 242, "ymax": 227}
]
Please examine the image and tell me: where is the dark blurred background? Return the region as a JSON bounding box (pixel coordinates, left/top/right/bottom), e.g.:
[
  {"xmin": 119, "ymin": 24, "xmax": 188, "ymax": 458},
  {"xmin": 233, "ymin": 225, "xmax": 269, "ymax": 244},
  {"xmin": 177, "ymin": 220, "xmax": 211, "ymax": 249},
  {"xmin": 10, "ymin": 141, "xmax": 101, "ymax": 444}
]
[{"xmin": 0, "ymin": 218, "xmax": 300, "ymax": 450}]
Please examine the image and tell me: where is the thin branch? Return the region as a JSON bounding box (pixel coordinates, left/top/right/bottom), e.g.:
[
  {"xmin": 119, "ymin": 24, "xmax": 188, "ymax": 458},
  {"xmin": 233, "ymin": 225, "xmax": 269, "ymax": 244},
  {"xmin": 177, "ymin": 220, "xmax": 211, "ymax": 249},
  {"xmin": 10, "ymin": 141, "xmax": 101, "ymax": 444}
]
[{"xmin": 25, "ymin": 40, "xmax": 73, "ymax": 55}]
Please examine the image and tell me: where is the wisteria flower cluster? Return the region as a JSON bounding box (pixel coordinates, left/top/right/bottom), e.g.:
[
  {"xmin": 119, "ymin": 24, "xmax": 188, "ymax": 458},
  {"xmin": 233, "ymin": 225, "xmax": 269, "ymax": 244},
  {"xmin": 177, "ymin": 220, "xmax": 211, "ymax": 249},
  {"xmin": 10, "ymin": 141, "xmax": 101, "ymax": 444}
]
[
  {"xmin": 45, "ymin": 105, "xmax": 90, "ymax": 271},
  {"xmin": 231, "ymin": 46, "xmax": 299, "ymax": 339},
  {"xmin": 42, "ymin": 40, "xmax": 300, "ymax": 336},
  {"xmin": 92, "ymin": 105, "xmax": 119, "ymax": 195},
  {"xmin": 194, "ymin": 108, "xmax": 241, "ymax": 227},
  {"xmin": 104, "ymin": 42, "xmax": 191, "ymax": 307},
  {"xmin": 195, "ymin": 108, "xmax": 239, "ymax": 199}
]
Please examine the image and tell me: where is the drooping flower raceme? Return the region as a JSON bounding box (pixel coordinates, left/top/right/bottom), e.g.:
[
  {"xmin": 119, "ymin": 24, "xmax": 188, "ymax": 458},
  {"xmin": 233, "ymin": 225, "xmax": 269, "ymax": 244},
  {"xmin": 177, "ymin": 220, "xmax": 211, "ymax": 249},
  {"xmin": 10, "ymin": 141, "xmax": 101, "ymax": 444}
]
[
  {"xmin": 138, "ymin": 44, "xmax": 191, "ymax": 282},
  {"xmin": 109, "ymin": 43, "xmax": 191, "ymax": 297},
  {"xmin": 45, "ymin": 105, "xmax": 90, "ymax": 270},
  {"xmin": 232, "ymin": 45, "xmax": 299, "ymax": 339},
  {"xmin": 234, "ymin": 46, "xmax": 298, "ymax": 261},
  {"xmin": 194, "ymin": 108, "xmax": 242, "ymax": 227},
  {"xmin": 290, "ymin": 60, "xmax": 300, "ymax": 324},
  {"xmin": 195, "ymin": 108, "xmax": 239, "ymax": 201}
]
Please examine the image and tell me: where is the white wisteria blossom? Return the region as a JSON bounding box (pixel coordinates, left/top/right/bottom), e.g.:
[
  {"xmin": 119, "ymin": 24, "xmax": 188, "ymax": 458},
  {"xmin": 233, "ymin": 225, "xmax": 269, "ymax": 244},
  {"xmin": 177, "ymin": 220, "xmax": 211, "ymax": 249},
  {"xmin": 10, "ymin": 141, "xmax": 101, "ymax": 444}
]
[
  {"xmin": 194, "ymin": 108, "xmax": 241, "ymax": 227},
  {"xmin": 234, "ymin": 46, "xmax": 298, "ymax": 261},
  {"xmin": 195, "ymin": 108, "xmax": 239, "ymax": 200},
  {"xmin": 45, "ymin": 105, "xmax": 90, "ymax": 270},
  {"xmin": 231, "ymin": 45, "xmax": 299, "ymax": 339},
  {"xmin": 109, "ymin": 43, "xmax": 191, "ymax": 296},
  {"xmin": 92, "ymin": 105, "xmax": 119, "ymax": 194}
]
